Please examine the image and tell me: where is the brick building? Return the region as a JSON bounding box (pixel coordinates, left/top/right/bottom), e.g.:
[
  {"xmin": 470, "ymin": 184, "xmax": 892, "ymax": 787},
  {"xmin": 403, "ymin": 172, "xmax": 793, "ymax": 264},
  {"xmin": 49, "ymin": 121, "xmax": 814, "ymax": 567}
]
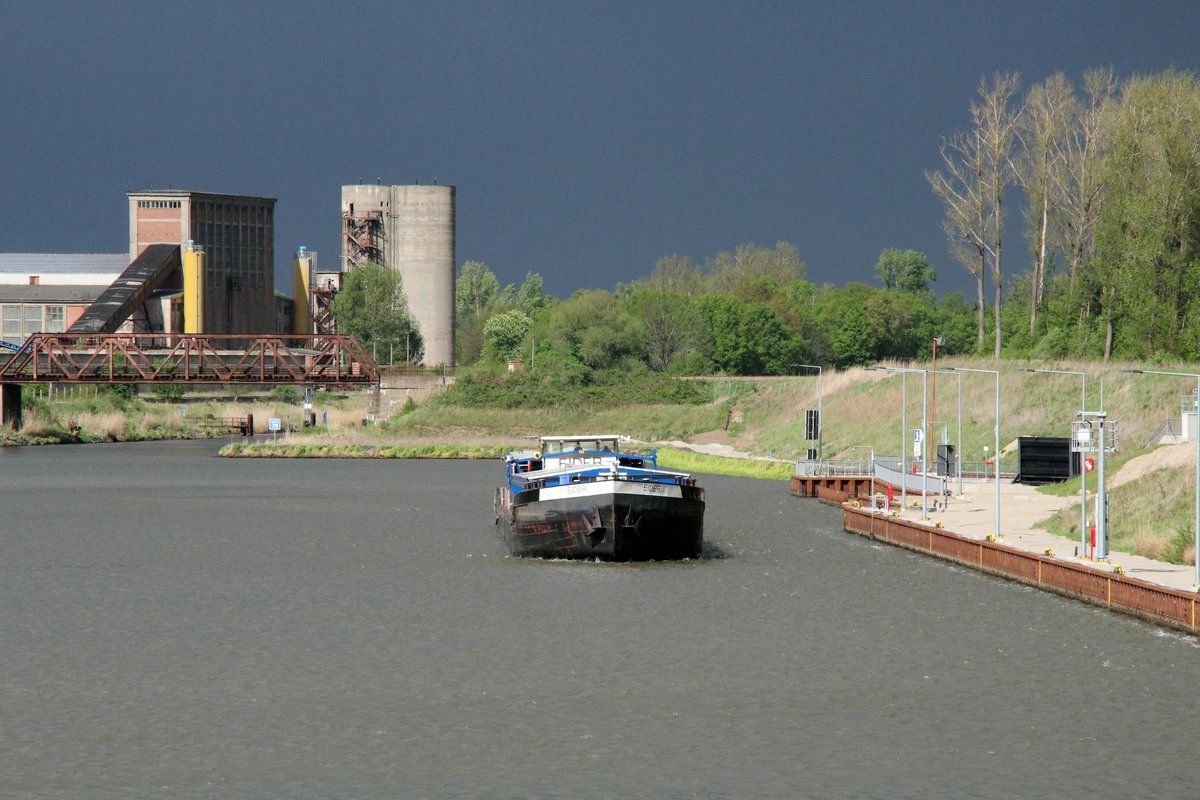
[{"xmin": 127, "ymin": 190, "xmax": 276, "ymax": 333}]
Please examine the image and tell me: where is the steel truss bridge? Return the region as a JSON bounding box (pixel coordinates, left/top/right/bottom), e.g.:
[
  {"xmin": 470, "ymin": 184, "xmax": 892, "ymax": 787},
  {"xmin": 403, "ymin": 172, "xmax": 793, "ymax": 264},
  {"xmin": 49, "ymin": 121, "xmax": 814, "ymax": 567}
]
[{"xmin": 0, "ymin": 333, "xmax": 381, "ymax": 386}]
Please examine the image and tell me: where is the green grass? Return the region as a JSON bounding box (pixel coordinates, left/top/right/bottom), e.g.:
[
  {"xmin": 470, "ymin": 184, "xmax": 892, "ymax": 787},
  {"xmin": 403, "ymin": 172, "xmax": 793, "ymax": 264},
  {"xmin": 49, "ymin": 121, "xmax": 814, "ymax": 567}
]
[
  {"xmin": 1040, "ymin": 463, "xmax": 1196, "ymax": 564},
  {"xmin": 654, "ymin": 447, "xmax": 793, "ymax": 480},
  {"xmin": 221, "ymin": 442, "xmax": 508, "ymax": 459},
  {"xmin": 385, "ymin": 401, "xmax": 733, "ymax": 442},
  {"xmin": 1036, "ymin": 450, "xmax": 1140, "ymax": 497}
]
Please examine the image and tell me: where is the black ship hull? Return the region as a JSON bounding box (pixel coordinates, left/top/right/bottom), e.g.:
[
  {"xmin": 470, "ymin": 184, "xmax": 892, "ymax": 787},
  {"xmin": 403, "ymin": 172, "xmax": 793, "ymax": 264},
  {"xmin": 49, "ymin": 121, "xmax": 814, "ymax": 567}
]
[{"xmin": 495, "ymin": 483, "xmax": 705, "ymax": 560}]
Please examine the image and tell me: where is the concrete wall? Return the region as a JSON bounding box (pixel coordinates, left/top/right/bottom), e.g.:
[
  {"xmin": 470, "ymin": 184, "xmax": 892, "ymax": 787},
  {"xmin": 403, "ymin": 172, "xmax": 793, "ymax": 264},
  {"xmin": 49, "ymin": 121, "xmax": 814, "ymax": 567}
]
[{"xmin": 341, "ymin": 184, "xmax": 456, "ymax": 367}]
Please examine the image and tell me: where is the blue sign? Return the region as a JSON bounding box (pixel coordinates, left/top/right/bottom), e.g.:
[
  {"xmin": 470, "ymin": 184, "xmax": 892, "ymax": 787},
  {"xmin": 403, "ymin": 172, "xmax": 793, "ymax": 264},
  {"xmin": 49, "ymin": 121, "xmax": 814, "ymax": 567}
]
[{"xmin": 268, "ymin": 418, "xmax": 282, "ymax": 432}]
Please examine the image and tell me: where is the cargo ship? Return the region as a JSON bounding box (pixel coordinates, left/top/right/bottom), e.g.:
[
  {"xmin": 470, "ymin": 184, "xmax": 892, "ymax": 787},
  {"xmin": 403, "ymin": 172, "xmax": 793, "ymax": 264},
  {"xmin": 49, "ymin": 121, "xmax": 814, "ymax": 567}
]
[{"xmin": 495, "ymin": 435, "xmax": 705, "ymax": 560}]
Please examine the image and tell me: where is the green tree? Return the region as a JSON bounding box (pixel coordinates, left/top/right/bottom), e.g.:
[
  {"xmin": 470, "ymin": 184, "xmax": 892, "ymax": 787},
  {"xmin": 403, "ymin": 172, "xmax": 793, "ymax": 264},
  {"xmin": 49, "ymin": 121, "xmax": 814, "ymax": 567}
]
[
  {"xmin": 482, "ymin": 310, "xmax": 532, "ymax": 361},
  {"xmin": 329, "ymin": 262, "xmax": 423, "ymax": 363},
  {"xmin": 874, "ymin": 249, "xmax": 937, "ymax": 295},
  {"xmin": 456, "ymin": 261, "xmax": 500, "ymax": 320},
  {"xmin": 814, "ymin": 284, "xmax": 880, "ymax": 368},
  {"xmin": 694, "ymin": 294, "xmax": 803, "ymax": 374},
  {"xmin": 624, "ymin": 289, "xmax": 700, "ymax": 372},
  {"xmin": 515, "ymin": 271, "xmax": 548, "ymax": 316},
  {"xmin": 1096, "ymin": 70, "xmax": 1200, "ymax": 359}
]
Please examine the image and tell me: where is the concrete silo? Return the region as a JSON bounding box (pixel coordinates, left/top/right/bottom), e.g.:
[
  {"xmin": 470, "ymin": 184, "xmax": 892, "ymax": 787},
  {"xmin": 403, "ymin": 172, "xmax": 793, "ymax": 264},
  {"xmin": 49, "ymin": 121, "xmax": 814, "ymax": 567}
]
[{"xmin": 340, "ymin": 183, "xmax": 456, "ymax": 367}]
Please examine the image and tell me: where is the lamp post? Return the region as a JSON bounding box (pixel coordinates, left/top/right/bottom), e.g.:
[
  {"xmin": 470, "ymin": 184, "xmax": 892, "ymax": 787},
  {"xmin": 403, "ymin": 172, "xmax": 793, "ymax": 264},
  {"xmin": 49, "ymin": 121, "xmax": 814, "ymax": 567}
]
[
  {"xmin": 1122, "ymin": 368, "xmax": 1200, "ymax": 589},
  {"xmin": 850, "ymin": 445, "xmax": 876, "ymax": 508},
  {"xmin": 867, "ymin": 366, "xmax": 907, "ymax": 508},
  {"xmin": 934, "ymin": 368, "xmax": 963, "ymax": 495},
  {"xmin": 869, "ymin": 365, "xmax": 929, "ymax": 519},
  {"xmin": 793, "ymin": 364, "xmax": 824, "ymax": 472},
  {"xmin": 947, "ymin": 367, "xmax": 1001, "ymax": 538},
  {"xmin": 930, "ymin": 337, "xmax": 944, "ymax": 470},
  {"xmin": 1019, "ymin": 367, "xmax": 1088, "ymax": 561}
]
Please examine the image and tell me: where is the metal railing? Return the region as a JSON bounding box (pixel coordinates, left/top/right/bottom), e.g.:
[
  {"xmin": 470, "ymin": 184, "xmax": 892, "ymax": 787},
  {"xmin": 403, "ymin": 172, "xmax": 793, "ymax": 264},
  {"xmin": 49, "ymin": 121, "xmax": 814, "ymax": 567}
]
[{"xmin": 1146, "ymin": 417, "xmax": 1185, "ymax": 448}]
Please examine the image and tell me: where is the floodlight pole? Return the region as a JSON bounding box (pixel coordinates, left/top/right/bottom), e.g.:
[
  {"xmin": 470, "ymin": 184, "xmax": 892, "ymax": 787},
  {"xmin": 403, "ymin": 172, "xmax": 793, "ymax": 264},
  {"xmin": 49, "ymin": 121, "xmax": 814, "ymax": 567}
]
[
  {"xmin": 956, "ymin": 370, "xmax": 963, "ymax": 495},
  {"xmin": 929, "ymin": 337, "xmax": 943, "ymax": 469},
  {"xmin": 1019, "ymin": 368, "xmax": 1088, "ymax": 560},
  {"xmin": 869, "ymin": 365, "xmax": 928, "ymax": 519},
  {"xmin": 850, "ymin": 445, "xmax": 876, "ymax": 507},
  {"xmin": 1122, "ymin": 369, "xmax": 1200, "ymax": 589},
  {"xmin": 949, "ymin": 367, "xmax": 1001, "ymax": 537},
  {"xmin": 935, "ymin": 368, "xmax": 962, "ymax": 495}
]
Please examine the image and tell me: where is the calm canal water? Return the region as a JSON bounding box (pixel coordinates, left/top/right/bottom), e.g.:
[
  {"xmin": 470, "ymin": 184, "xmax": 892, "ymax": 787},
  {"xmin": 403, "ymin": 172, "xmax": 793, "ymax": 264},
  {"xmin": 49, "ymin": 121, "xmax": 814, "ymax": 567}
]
[{"xmin": 2, "ymin": 440, "xmax": 1197, "ymax": 798}]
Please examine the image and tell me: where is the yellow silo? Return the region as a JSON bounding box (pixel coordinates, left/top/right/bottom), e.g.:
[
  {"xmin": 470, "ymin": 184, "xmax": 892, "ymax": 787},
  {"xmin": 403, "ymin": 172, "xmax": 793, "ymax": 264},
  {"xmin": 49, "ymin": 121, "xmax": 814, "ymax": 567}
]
[
  {"xmin": 293, "ymin": 247, "xmax": 315, "ymax": 335},
  {"xmin": 183, "ymin": 241, "xmax": 205, "ymax": 333}
]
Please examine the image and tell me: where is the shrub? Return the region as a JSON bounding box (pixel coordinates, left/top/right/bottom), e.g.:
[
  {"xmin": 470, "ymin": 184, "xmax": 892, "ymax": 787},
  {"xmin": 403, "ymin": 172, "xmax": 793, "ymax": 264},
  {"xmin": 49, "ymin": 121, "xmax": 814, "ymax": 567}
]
[{"xmin": 270, "ymin": 385, "xmax": 301, "ymax": 404}]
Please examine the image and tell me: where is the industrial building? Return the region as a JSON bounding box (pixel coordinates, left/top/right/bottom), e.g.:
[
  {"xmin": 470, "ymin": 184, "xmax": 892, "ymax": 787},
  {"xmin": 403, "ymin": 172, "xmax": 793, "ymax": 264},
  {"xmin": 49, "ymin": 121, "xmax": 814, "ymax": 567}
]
[
  {"xmin": 341, "ymin": 183, "xmax": 456, "ymax": 366},
  {"xmin": 0, "ymin": 189, "xmax": 278, "ymax": 344},
  {"xmin": 127, "ymin": 189, "xmax": 276, "ymax": 334},
  {"xmin": 0, "ymin": 254, "xmax": 127, "ymax": 346}
]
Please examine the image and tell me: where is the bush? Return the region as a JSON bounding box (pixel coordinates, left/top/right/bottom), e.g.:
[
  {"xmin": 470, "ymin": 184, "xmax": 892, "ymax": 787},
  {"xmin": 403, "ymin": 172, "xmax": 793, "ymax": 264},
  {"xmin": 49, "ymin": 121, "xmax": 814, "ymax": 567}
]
[
  {"xmin": 270, "ymin": 385, "xmax": 301, "ymax": 404},
  {"xmin": 150, "ymin": 384, "xmax": 186, "ymax": 402},
  {"xmin": 108, "ymin": 384, "xmax": 138, "ymax": 401}
]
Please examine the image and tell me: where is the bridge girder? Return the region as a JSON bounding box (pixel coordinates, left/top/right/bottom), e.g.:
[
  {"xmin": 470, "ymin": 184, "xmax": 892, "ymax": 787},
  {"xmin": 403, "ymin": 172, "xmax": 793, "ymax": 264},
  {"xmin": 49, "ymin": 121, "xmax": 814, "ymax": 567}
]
[{"xmin": 0, "ymin": 333, "xmax": 381, "ymax": 386}]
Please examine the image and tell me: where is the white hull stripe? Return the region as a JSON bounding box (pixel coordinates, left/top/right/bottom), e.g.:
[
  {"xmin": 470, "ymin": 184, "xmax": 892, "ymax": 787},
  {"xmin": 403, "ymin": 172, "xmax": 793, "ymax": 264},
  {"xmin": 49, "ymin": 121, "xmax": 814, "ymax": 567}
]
[{"xmin": 537, "ymin": 481, "xmax": 684, "ymax": 502}]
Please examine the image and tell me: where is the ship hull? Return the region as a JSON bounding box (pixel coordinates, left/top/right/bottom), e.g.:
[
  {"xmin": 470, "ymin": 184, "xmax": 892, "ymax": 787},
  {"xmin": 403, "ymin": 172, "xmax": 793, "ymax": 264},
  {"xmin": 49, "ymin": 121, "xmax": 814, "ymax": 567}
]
[{"xmin": 496, "ymin": 481, "xmax": 705, "ymax": 560}]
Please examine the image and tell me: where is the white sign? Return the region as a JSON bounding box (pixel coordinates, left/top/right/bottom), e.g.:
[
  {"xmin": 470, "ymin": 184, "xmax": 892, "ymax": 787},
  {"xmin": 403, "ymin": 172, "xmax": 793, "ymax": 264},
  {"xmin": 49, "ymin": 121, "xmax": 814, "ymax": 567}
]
[
  {"xmin": 913, "ymin": 428, "xmax": 924, "ymax": 444},
  {"xmin": 268, "ymin": 418, "xmax": 282, "ymax": 432}
]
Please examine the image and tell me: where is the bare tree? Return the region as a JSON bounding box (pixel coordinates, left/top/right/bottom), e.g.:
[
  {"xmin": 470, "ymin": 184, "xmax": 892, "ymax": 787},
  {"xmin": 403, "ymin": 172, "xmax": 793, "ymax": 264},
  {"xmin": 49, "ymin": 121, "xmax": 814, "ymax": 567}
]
[
  {"xmin": 1057, "ymin": 68, "xmax": 1116, "ymax": 294},
  {"xmin": 1016, "ymin": 72, "xmax": 1073, "ymax": 337},
  {"xmin": 974, "ymin": 72, "xmax": 1023, "ymax": 357},
  {"xmin": 928, "ymin": 129, "xmax": 990, "ymax": 347}
]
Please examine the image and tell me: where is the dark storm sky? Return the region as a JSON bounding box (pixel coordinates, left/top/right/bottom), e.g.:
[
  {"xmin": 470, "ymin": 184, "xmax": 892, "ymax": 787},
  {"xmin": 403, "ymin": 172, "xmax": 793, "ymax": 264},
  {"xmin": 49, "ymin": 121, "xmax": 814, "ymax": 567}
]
[{"xmin": 2, "ymin": 1, "xmax": 1196, "ymax": 299}]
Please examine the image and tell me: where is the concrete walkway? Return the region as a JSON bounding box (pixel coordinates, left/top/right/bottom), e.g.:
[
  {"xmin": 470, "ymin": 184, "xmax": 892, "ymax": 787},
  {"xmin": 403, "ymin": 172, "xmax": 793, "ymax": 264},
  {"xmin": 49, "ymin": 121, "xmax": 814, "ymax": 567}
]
[{"xmin": 888, "ymin": 475, "xmax": 1198, "ymax": 594}]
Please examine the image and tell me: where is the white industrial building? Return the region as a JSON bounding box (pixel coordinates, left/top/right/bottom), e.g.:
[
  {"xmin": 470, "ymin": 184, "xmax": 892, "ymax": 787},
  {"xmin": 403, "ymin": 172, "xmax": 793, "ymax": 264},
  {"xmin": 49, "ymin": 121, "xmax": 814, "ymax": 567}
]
[{"xmin": 0, "ymin": 254, "xmax": 127, "ymax": 344}]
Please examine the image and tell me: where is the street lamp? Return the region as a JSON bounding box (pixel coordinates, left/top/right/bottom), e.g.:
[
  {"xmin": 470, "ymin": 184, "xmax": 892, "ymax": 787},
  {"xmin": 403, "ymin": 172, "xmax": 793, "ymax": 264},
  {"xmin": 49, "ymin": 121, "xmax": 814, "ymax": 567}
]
[
  {"xmin": 930, "ymin": 337, "xmax": 944, "ymax": 469},
  {"xmin": 793, "ymin": 364, "xmax": 823, "ymax": 472},
  {"xmin": 869, "ymin": 365, "xmax": 929, "ymax": 519},
  {"xmin": 1122, "ymin": 368, "xmax": 1200, "ymax": 589},
  {"xmin": 946, "ymin": 366, "xmax": 1001, "ymax": 538},
  {"xmin": 1019, "ymin": 367, "xmax": 1088, "ymax": 561}
]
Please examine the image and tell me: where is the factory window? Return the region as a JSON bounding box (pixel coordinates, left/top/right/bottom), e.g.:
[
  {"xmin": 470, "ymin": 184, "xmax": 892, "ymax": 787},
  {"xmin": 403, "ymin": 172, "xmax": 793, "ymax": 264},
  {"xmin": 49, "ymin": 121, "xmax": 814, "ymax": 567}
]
[
  {"xmin": 2, "ymin": 305, "xmax": 21, "ymax": 342},
  {"xmin": 0, "ymin": 304, "xmax": 43, "ymax": 342},
  {"xmin": 45, "ymin": 305, "xmax": 64, "ymax": 333},
  {"xmin": 23, "ymin": 305, "xmax": 40, "ymax": 335}
]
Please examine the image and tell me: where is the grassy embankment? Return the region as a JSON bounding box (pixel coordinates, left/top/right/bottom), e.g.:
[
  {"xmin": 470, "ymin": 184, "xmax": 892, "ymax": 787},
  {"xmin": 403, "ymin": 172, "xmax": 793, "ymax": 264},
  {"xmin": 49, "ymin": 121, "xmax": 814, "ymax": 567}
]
[{"xmin": 11, "ymin": 358, "xmax": 1200, "ymax": 564}]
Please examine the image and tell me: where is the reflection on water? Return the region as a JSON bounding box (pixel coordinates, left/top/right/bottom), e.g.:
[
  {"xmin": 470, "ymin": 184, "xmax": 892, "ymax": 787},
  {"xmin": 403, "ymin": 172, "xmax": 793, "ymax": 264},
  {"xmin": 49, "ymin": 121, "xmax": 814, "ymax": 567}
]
[{"xmin": 1, "ymin": 441, "xmax": 1195, "ymax": 798}]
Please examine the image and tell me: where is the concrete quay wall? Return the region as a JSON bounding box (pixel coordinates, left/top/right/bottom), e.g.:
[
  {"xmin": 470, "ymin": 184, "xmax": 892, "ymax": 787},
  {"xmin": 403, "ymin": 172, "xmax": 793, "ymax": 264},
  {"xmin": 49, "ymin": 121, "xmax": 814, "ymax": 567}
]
[{"xmin": 841, "ymin": 504, "xmax": 1200, "ymax": 634}]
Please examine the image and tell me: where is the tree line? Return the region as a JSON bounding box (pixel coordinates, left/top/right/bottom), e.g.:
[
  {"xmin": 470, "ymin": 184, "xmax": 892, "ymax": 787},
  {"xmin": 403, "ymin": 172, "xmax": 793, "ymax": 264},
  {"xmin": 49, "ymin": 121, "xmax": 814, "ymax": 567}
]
[
  {"xmin": 455, "ymin": 243, "xmax": 970, "ymax": 379},
  {"xmin": 929, "ymin": 68, "xmax": 1200, "ymax": 361},
  {"xmin": 337, "ymin": 67, "xmax": 1199, "ymax": 378}
]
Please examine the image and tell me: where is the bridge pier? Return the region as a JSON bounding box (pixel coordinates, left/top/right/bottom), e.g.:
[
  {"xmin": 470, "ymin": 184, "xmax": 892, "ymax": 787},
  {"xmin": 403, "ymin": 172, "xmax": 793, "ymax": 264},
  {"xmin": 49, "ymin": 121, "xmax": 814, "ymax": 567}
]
[{"xmin": 1, "ymin": 383, "xmax": 22, "ymax": 429}]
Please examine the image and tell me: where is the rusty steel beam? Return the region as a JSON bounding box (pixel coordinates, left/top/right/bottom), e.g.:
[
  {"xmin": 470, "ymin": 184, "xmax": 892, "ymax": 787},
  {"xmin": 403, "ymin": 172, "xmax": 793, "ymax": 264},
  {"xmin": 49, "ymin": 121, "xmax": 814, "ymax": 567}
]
[{"xmin": 0, "ymin": 333, "xmax": 381, "ymax": 385}]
